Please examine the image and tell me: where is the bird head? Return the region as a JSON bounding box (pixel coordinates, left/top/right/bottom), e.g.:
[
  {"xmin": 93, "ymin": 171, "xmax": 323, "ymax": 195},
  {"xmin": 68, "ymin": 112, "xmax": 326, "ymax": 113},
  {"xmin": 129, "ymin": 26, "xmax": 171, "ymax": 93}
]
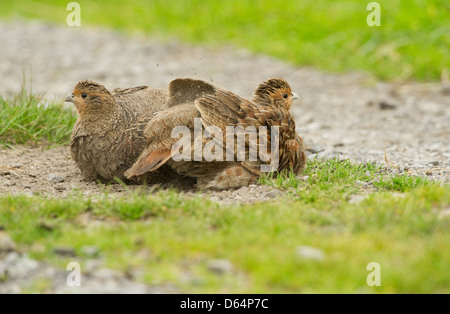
[
  {"xmin": 253, "ymin": 78, "xmax": 299, "ymax": 110},
  {"xmin": 65, "ymin": 80, "xmax": 114, "ymax": 116}
]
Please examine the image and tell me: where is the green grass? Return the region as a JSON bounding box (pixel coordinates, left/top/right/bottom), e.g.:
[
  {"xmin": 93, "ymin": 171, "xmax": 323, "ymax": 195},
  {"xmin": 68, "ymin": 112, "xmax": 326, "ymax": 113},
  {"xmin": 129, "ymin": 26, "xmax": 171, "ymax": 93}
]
[
  {"xmin": 0, "ymin": 163, "xmax": 449, "ymax": 293},
  {"xmin": 0, "ymin": 87, "xmax": 76, "ymax": 148},
  {"xmin": 259, "ymin": 157, "xmax": 434, "ymax": 200},
  {"xmin": 1, "ymin": 0, "xmax": 449, "ymax": 81}
]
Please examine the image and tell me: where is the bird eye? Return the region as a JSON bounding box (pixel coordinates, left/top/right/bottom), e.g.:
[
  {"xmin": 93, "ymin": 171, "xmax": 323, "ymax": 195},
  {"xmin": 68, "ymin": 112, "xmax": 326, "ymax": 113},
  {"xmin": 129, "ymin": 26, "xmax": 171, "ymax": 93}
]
[
  {"xmin": 81, "ymin": 93, "xmax": 87, "ymax": 98},
  {"xmin": 283, "ymin": 93, "xmax": 288, "ymax": 99}
]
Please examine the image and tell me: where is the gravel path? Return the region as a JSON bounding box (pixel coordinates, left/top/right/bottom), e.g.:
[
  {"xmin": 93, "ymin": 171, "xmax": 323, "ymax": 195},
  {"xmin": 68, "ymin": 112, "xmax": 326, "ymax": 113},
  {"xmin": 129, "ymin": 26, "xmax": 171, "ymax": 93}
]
[{"xmin": 0, "ymin": 20, "xmax": 449, "ymax": 293}]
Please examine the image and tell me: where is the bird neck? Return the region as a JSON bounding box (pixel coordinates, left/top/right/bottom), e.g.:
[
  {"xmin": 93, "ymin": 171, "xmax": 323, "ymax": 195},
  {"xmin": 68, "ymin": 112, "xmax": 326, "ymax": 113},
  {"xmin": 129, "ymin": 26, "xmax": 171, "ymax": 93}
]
[
  {"xmin": 78, "ymin": 102, "xmax": 121, "ymax": 125},
  {"xmin": 252, "ymin": 94, "xmax": 272, "ymax": 106}
]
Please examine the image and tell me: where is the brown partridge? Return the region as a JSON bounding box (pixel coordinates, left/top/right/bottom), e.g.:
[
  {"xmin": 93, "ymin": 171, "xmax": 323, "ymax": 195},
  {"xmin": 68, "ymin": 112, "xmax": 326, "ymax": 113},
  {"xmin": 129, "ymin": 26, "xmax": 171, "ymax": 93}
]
[
  {"xmin": 125, "ymin": 78, "xmax": 306, "ymax": 190},
  {"xmin": 66, "ymin": 80, "xmax": 175, "ymax": 183}
]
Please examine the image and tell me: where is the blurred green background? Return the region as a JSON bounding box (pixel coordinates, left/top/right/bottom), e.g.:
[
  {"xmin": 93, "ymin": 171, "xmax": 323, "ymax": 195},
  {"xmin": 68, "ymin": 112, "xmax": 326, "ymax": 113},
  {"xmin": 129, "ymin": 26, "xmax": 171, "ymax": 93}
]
[{"xmin": 1, "ymin": 0, "xmax": 449, "ymax": 81}]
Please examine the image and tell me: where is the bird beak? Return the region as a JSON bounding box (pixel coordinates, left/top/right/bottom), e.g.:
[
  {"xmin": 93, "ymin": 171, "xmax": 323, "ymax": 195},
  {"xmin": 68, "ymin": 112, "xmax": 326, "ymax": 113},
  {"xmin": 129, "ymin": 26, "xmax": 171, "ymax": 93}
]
[
  {"xmin": 292, "ymin": 93, "xmax": 300, "ymax": 100},
  {"xmin": 65, "ymin": 95, "xmax": 74, "ymax": 103}
]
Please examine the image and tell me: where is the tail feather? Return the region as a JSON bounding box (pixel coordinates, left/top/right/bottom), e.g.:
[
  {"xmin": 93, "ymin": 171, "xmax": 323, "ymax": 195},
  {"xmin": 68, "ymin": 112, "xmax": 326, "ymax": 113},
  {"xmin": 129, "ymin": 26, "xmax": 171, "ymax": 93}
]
[{"xmin": 125, "ymin": 149, "xmax": 172, "ymax": 178}]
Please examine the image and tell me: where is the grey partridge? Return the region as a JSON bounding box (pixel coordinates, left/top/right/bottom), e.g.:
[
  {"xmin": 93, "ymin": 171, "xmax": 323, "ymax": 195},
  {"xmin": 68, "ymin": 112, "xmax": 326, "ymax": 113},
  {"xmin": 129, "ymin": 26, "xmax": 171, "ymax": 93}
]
[
  {"xmin": 66, "ymin": 80, "xmax": 175, "ymax": 183},
  {"xmin": 125, "ymin": 78, "xmax": 306, "ymax": 190}
]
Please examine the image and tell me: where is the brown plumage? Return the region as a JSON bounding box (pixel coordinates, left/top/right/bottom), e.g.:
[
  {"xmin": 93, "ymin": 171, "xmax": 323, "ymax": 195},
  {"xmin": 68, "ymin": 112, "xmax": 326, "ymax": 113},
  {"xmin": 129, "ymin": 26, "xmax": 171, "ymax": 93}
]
[
  {"xmin": 66, "ymin": 80, "xmax": 175, "ymax": 183},
  {"xmin": 125, "ymin": 78, "xmax": 306, "ymax": 190}
]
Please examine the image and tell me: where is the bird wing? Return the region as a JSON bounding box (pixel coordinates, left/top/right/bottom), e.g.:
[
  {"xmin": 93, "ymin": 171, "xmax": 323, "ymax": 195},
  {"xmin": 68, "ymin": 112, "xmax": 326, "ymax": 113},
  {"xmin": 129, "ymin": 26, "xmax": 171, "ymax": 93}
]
[
  {"xmin": 111, "ymin": 86, "xmax": 149, "ymax": 96},
  {"xmin": 125, "ymin": 102, "xmax": 201, "ymax": 178},
  {"xmin": 194, "ymin": 89, "xmax": 244, "ymax": 128},
  {"xmin": 165, "ymin": 78, "xmax": 218, "ymax": 107},
  {"xmin": 144, "ymin": 102, "xmax": 200, "ymax": 143},
  {"xmin": 114, "ymin": 86, "xmax": 169, "ymax": 114}
]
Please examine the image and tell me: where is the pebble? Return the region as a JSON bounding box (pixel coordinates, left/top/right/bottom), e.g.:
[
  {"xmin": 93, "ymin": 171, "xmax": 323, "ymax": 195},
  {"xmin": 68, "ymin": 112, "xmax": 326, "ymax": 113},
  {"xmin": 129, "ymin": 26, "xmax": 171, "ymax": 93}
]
[
  {"xmin": 38, "ymin": 220, "xmax": 56, "ymax": 231},
  {"xmin": 210, "ymin": 195, "xmax": 222, "ymax": 202},
  {"xmin": 348, "ymin": 194, "xmax": 369, "ymax": 204},
  {"xmin": 378, "ymin": 101, "xmax": 397, "ymax": 110},
  {"xmin": 265, "ymin": 190, "xmax": 279, "ymax": 199},
  {"xmin": 296, "ymin": 246, "xmax": 325, "ymax": 261},
  {"xmin": 80, "ymin": 245, "xmax": 100, "ymax": 257},
  {"xmin": 48, "ymin": 174, "xmax": 64, "ymax": 183},
  {"xmin": 53, "ymin": 246, "xmax": 77, "ymax": 257},
  {"xmin": 0, "ymin": 232, "xmax": 17, "ymax": 252},
  {"xmin": 207, "ymin": 259, "xmax": 234, "ymax": 275},
  {"xmin": 367, "ymin": 99, "xmax": 396, "ymax": 110},
  {"xmin": 306, "ymin": 145, "xmax": 325, "ymax": 154}
]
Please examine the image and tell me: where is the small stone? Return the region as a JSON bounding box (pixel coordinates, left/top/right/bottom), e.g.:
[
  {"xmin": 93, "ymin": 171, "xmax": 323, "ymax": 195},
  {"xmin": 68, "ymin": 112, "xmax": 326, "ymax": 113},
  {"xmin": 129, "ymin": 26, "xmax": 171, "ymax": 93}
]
[
  {"xmin": 296, "ymin": 246, "xmax": 325, "ymax": 261},
  {"xmin": 81, "ymin": 245, "xmax": 100, "ymax": 257},
  {"xmin": 0, "ymin": 232, "xmax": 17, "ymax": 252},
  {"xmin": 367, "ymin": 99, "xmax": 397, "ymax": 110},
  {"xmin": 349, "ymin": 194, "xmax": 369, "ymax": 204},
  {"xmin": 378, "ymin": 101, "xmax": 396, "ymax": 110},
  {"xmin": 300, "ymin": 175, "xmax": 310, "ymax": 181},
  {"xmin": 210, "ymin": 195, "xmax": 222, "ymax": 202},
  {"xmin": 207, "ymin": 259, "xmax": 233, "ymax": 275},
  {"xmin": 265, "ymin": 190, "xmax": 279, "ymax": 199},
  {"xmin": 53, "ymin": 246, "xmax": 77, "ymax": 257},
  {"xmin": 38, "ymin": 220, "xmax": 56, "ymax": 231},
  {"xmin": 306, "ymin": 145, "xmax": 325, "ymax": 154},
  {"xmin": 48, "ymin": 174, "xmax": 64, "ymax": 183}
]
